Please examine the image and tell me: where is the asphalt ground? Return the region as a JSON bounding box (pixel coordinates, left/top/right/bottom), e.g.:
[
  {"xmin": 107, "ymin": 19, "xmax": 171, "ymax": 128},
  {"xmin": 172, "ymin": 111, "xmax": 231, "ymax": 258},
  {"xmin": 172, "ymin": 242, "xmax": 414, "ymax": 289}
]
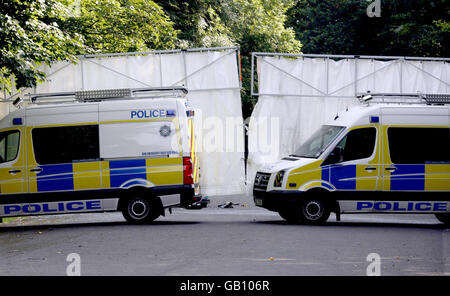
[{"xmin": 0, "ymin": 195, "xmax": 449, "ymax": 276}]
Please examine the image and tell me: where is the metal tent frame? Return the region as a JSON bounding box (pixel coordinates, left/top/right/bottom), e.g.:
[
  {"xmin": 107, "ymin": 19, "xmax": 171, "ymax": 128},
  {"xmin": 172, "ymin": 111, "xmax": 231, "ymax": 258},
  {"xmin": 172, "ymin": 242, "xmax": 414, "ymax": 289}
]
[{"xmin": 250, "ymin": 52, "xmax": 450, "ymax": 98}]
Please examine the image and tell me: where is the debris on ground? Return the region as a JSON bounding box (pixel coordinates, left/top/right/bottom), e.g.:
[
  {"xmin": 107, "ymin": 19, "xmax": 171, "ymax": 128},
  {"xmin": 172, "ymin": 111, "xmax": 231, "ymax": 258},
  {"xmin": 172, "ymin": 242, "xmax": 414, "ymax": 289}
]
[{"xmin": 218, "ymin": 202, "xmax": 240, "ymax": 208}]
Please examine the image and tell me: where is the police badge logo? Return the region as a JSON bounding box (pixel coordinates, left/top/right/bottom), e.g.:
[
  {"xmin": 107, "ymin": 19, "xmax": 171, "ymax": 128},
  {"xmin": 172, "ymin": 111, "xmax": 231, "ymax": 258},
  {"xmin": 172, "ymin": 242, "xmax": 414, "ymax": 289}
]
[{"xmin": 159, "ymin": 125, "xmax": 172, "ymax": 137}]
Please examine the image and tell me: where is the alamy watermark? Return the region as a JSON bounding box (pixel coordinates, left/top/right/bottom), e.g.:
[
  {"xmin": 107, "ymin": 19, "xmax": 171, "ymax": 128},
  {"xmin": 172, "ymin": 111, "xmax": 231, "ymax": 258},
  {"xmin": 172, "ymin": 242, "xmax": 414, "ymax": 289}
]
[
  {"xmin": 166, "ymin": 110, "xmax": 282, "ymax": 158},
  {"xmin": 367, "ymin": 0, "xmax": 381, "ymax": 18},
  {"xmin": 366, "ymin": 253, "xmax": 381, "ymax": 276},
  {"xmin": 66, "ymin": 253, "xmax": 81, "ymax": 276}
]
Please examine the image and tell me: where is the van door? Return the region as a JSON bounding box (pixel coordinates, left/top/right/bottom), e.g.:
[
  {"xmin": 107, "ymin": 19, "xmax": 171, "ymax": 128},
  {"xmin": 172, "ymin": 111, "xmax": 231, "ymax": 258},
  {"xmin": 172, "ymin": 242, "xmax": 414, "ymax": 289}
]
[
  {"xmin": 27, "ymin": 125, "xmax": 101, "ymax": 193},
  {"xmin": 0, "ymin": 128, "xmax": 26, "ymax": 195},
  {"xmin": 381, "ymin": 107, "xmax": 450, "ymax": 194},
  {"xmin": 323, "ymin": 126, "xmax": 380, "ymax": 193},
  {"xmin": 382, "ymin": 126, "xmax": 450, "ymax": 192}
]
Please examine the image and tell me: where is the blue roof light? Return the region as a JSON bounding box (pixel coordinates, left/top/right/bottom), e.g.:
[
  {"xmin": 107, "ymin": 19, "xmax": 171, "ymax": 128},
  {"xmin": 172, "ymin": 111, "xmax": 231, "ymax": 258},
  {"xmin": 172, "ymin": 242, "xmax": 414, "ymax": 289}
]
[{"xmin": 12, "ymin": 118, "xmax": 23, "ymax": 125}]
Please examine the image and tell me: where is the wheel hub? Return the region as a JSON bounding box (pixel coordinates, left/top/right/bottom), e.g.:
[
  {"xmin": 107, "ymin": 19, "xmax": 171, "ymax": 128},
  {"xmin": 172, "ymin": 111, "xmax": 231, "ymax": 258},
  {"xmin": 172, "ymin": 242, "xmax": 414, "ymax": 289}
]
[
  {"xmin": 304, "ymin": 201, "xmax": 323, "ymax": 220},
  {"xmin": 129, "ymin": 199, "xmax": 149, "ymax": 219}
]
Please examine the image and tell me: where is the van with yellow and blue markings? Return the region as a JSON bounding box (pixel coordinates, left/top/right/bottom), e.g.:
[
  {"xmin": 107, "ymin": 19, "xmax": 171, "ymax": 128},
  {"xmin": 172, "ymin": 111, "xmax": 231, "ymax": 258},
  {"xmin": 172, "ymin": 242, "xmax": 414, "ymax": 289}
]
[
  {"xmin": 0, "ymin": 87, "xmax": 205, "ymax": 224},
  {"xmin": 253, "ymin": 93, "xmax": 450, "ymax": 225}
]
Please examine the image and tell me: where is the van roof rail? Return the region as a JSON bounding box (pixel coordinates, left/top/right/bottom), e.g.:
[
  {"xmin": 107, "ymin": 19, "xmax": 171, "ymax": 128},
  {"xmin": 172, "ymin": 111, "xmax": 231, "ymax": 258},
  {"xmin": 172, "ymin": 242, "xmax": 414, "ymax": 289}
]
[
  {"xmin": 356, "ymin": 92, "xmax": 450, "ymax": 105},
  {"xmin": 27, "ymin": 87, "xmax": 188, "ymax": 104}
]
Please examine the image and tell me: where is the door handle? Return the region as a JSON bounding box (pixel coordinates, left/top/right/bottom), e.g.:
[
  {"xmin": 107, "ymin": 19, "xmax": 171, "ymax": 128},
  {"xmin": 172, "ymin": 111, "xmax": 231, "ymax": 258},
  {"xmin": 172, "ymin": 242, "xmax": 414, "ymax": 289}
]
[
  {"xmin": 364, "ymin": 166, "xmax": 377, "ymax": 172},
  {"xmin": 385, "ymin": 166, "xmax": 397, "ymax": 172},
  {"xmin": 30, "ymin": 167, "xmax": 43, "ymax": 173},
  {"xmin": 9, "ymin": 169, "xmax": 21, "ymax": 174}
]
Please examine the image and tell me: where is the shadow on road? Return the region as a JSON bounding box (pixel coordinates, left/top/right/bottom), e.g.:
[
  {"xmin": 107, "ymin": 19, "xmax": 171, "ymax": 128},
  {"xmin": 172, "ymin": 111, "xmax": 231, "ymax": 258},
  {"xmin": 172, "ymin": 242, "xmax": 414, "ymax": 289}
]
[
  {"xmin": 0, "ymin": 220, "xmax": 201, "ymax": 232},
  {"xmin": 254, "ymin": 219, "xmax": 448, "ymax": 230}
]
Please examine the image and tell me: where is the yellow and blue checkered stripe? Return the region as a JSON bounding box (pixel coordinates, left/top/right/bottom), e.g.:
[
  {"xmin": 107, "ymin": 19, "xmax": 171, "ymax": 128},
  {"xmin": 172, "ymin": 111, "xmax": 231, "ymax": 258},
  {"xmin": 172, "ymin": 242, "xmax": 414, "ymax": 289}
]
[
  {"xmin": 287, "ymin": 163, "xmax": 450, "ymax": 192},
  {"xmin": 27, "ymin": 157, "xmax": 183, "ymax": 193}
]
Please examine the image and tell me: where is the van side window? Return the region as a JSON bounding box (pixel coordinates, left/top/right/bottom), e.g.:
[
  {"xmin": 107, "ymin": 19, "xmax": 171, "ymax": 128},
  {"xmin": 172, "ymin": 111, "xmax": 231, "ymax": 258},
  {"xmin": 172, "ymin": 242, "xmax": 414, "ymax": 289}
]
[
  {"xmin": 32, "ymin": 125, "xmax": 99, "ymax": 165},
  {"xmin": 333, "ymin": 127, "xmax": 376, "ymax": 163},
  {"xmin": 388, "ymin": 127, "xmax": 450, "ymax": 164},
  {"xmin": 0, "ymin": 130, "xmax": 20, "ymax": 163}
]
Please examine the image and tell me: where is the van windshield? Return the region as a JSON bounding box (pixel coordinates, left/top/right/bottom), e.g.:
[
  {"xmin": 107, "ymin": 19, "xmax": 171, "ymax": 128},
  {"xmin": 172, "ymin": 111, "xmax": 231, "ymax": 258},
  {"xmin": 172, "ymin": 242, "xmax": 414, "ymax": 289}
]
[{"xmin": 291, "ymin": 125, "xmax": 344, "ymax": 158}]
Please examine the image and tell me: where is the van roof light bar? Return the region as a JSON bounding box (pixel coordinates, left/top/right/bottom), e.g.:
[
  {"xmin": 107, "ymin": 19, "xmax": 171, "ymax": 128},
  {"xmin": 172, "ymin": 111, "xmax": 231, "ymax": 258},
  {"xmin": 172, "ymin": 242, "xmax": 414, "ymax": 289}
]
[
  {"xmin": 423, "ymin": 94, "xmax": 450, "ymax": 104},
  {"xmin": 356, "ymin": 92, "xmax": 450, "ymax": 105},
  {"xmin": 28, "ymin": 87, "xmax": 188, "ymax": 104},
  {"xmin": 75, "ymin": 88, "xmax": 132, "ymax": 101}
]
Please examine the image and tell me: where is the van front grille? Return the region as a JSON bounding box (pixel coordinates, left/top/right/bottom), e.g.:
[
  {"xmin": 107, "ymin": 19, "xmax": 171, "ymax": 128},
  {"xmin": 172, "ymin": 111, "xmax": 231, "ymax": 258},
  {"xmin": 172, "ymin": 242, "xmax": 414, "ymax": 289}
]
[{"xmin": 253, "ymin": 172, "xmax": 271, "ymax": 191}]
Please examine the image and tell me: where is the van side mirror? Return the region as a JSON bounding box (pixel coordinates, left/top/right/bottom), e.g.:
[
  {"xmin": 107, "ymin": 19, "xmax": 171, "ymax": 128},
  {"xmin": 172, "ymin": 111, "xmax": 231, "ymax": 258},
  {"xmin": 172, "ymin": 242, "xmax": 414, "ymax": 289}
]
[{"xmin": 323, "ymin": 146, "xmax": 343, "ymax": 165}]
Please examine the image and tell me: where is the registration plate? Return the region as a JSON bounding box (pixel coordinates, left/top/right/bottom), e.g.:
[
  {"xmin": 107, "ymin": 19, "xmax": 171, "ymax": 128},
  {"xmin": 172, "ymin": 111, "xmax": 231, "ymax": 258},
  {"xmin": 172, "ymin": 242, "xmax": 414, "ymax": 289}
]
[{"xmin": 255, "ymin": 198, "xmax": 263, "ymax": 206}]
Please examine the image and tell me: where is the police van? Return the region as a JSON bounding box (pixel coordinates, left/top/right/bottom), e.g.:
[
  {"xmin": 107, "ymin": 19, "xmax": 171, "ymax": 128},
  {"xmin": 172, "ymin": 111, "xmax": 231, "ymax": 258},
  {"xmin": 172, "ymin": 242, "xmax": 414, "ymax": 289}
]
[
  {"xmin": 0, "ymin": 87, "xmax": 205, "ymax": 224},
  {"xmin": 253, "ymin": 93, "xmax": 450, "ymax": 225}
]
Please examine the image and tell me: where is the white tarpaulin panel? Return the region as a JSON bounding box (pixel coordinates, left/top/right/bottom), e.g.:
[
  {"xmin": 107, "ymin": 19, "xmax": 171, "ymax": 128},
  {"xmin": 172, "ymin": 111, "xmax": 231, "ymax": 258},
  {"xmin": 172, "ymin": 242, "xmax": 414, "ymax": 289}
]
[
  {"xmin": 247, "ymin": 55, "xmax": 450, "ymax": 194},
  {"xmin": 2, "ymin": 48, "xmax": 246, "ymax": 196}
]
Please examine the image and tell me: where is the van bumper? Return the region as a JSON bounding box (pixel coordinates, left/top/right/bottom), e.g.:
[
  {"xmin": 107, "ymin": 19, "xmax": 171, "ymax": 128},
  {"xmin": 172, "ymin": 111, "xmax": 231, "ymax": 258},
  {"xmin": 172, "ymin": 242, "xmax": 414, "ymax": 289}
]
[
  {"xmin": 153, "ymin": 184, "xmax": 197, "ymax": 208},
  {"xmin": 253, "ymin": 189, "xmax": 301, "ymax": 212}
]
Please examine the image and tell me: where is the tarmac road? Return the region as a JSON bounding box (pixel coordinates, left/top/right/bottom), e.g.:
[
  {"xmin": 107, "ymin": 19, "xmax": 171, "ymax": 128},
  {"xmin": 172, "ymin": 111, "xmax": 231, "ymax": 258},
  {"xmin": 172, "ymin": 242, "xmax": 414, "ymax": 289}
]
[{"xmin": 0, "ymin": 195, "xmax": 449, "ymax": 276}]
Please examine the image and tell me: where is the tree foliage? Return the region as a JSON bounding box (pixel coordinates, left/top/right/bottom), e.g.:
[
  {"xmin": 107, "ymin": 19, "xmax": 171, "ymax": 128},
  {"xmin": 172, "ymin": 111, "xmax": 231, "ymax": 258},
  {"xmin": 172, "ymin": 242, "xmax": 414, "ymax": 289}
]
[
  {"xmin": 3, "ymin": 0, "xmax": 445, "ymax": 115},
  {"xmin": 226, "ymin": 0, "xmax": 302, "ymax": 54},
  {"xmin": 154, "ymin": 0, "xmax": 234, "ymax": 48},
  {"xmin": 155, "ymin": 0, "xmax": 302, "ymax": 117},
  {"xmin": 224, "ymin": 0, "xmax": 302, "ymax": 118},
  {"xmin": 64, "ymin": 0, "xmax": 178, "ymax": 53},
  {"xmin": 156, "ymin": 0, "xmax": 302, "ymax": 53},
  {"xmin": 287, "ymin": 0, "xmax": 450, "ymax": 57},
  {"xmin": 0, "ymin": 0, "xmax": 83, "ymax": 93}
]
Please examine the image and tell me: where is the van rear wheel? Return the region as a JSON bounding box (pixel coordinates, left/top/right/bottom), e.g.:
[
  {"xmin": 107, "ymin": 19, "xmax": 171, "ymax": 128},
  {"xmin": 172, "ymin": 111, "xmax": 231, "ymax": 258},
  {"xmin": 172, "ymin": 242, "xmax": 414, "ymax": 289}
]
[
  {"xmin": 435, "ymin": 213, "xmax": 450, "ymax": 226},
  {"xmin": 121, "ymin": 196, "xmax": 161, "ymax": 224}
]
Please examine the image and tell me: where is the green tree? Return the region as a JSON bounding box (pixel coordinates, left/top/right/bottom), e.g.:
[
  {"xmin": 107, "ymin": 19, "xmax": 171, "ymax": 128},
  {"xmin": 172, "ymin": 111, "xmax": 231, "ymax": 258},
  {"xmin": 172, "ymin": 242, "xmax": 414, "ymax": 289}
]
[
  {"xmin": 156, "ymin": 0, "xmax": 302, "ymax": 118},
  {"xmin": 0, "ymin": 0, "xmax": 83, "ymax": 94},
  {"xmin": 287, "ymin": 0, "xmax": 450, "ymax": 57},
  {"xmin": 226, "ymin": 0, "xmax": 303, "ymax": 118},
  {"xmin": 64, "ymin": 0, "xmax": 178, "ymax": 53},
  {"xmin": 154, "ymin": 0, "xmax": 234, "ymax": 48}
]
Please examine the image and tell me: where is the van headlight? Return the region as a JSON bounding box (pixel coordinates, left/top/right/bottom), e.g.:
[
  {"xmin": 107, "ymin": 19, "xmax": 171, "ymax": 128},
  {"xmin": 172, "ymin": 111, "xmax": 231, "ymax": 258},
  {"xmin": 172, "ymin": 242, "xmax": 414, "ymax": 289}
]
[{"xmin": 273, "ymin": 170, "xmax": 285, "ymax": 187}]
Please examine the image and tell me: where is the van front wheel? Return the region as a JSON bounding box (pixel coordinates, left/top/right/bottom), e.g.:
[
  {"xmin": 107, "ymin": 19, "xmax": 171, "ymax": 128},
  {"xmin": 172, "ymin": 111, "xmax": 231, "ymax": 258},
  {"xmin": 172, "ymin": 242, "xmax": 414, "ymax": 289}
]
[
  {"xmin": 299, "ymin": 200, "xmax": 330, "ymax": 225},
  {"xmin": 279, "ymin": 207, "xmax": 302, "ymax": 223},
  {"xmin": 121, "ymin": 196, "xmax": 161, "ymax": 224},
  {"xmin": 435, "ymin": 213, "xmax": 450, "ymax": 226}
]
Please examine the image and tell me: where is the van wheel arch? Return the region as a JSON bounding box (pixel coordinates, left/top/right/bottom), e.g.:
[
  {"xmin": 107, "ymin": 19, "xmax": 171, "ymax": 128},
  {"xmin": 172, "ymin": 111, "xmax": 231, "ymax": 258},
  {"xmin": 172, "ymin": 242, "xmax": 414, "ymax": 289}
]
[
  {"xmin": 435, "ymin": 213, "xmax": 450, "ymax": 226},
  {"xmin": 303, "ymin": 188, "xmax": 339, "ymax": 212}
]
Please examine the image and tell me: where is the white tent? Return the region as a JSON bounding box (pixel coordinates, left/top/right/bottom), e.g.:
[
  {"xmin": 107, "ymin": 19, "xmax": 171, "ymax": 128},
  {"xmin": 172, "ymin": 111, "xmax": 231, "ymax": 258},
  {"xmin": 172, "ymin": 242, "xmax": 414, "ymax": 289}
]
[
  {"xmin": 247, "ymin": 53, "xmax": 450, "ymax": 194},
  {"xmin": 1, "ymin": 47, "xmax": 246, "ymax": 196}
]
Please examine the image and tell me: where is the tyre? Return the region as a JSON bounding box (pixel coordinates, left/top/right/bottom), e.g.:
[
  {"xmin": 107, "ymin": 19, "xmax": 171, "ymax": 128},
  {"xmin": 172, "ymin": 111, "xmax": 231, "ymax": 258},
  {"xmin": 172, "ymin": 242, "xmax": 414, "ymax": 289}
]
[
  {"xmin": 279, "ymin": 207, "xmax": 302, "ymax": 223},
  {"xmin": 435, "ymin": 213, "xmax": 450, "ymax": 226},
  {"xmin": 121, "ymin": 196, "xmax": 161, "ymax": 224},
  {"xmin": 299, "ymin": 199, "xmax": 330, "ymax": 225}
]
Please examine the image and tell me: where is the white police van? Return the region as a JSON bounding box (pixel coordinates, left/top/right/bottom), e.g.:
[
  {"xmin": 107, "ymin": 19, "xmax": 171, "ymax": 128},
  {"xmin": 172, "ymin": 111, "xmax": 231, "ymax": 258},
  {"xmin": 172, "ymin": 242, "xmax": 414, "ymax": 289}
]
[
  {"xmin": 253, "ymin": 93, "xmax": 450, "ymax": 225},
  {"xmin": 0, "ymin": 87, "xmax": 206, "ymax": 224}
]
